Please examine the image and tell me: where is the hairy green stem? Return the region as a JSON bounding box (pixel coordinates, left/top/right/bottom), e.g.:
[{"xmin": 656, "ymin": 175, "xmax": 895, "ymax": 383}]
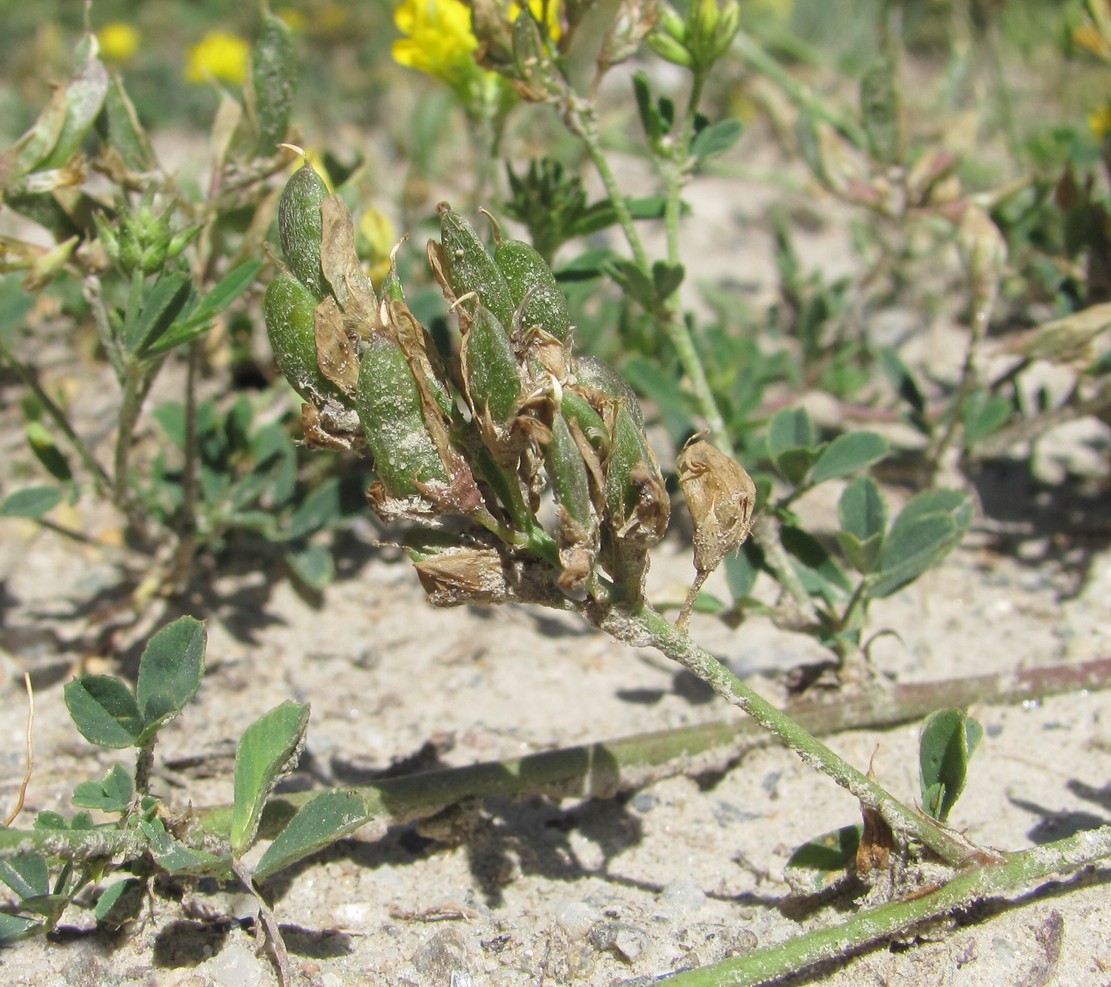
[
  {"xmin": 3, "ymin": 657, "xmax": 1108, "ymax": 862},
  {"xmin": 662, "ymin": 824, "xmax": 1111, "ymax": 986},
  {"xmin": 567, "ymin": 96, "xmax": 651, "ymax": 273},
  {"xmin": 567, "ymin": 86, "xmax": 733, "ymax": 452},
  {"xmin": 614, "ymin": 602, "xmax": 980, "ymax": 866}
]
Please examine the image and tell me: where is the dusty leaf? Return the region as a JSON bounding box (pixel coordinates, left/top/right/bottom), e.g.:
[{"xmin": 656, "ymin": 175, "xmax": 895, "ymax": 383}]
[
  {"xmin": 411, "ymin": 546, "xmax": 511, "ymax": 606},
  {"xmin": 320, "ymin": 196, "xmax": 377, "ymax": 332},
  {"xmin": 314, "ymin": 295, "xmax": 359, "ymax": 394}
]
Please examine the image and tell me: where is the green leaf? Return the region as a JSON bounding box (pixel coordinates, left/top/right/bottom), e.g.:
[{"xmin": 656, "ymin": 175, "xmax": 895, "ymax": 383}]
[
  {"xmin": 961, "ymin": 390, "xmax": 1012, "ymax": 445},
  {"xmin": 0, "ymin": 856, "xmax": 50, "ymax": 900},
  {"xmin": 809, "ymin": 431, "xmax": 888, "ymax": 484},
  {"xmin": 282, "ymin": 478, "xmax": 344, "ymax": 542},
  {"xmin": 919, "ymin": 709, "xmax": 983, "ymax": 822},
  {"xmin": 767, "ymin": 407, "xmax": 819, "ymax": 483},
  {"xmin": 145, "ymin": 260, "xmax": 263, "ymax": 356},
  {"xmin": 878, "ymin": 346, "xmax": 928, "ymax": 424},
  {"xmin": 34, "ymin": 811, "xmax": 70, "ymax": 831},
  {"xmin": 285, "ymin": 543, "xmax": 334, "ymax": 592},
  {"xmin": 231, "ymin": 701, "xmax": 310, "ymax": 856},
  {"xmin": 606, "ymin": 258, "xmax": 657, "ymax": 311},
  {"xmin": 620, "ymin": 356, "xmax": 697, "ymax": 443},
  {"xmin": 135, "ymin": 616, "xmax": 206, "ymax": 740},
  {"xmin": 652, "ymin": 261, "xmax": 685, "ymax": 300},
  {"xmin": 860, "ymin": 58, "xmax": 900, "ymax": 165},
  {"xmin": 72, "ymin": 763, "xmax": 133, "ymax": 812},
  {"xmin": 0, "ymin": 486, "xmax": 64, "ymax": 518},
  {"xmin": 94, "ymin": 878, "xmax": 146, "ymax": 928},
  {"xmin": 254, "ymin": 790, "xmax": 368, "ymax": 883},
  {"xmin": 25, "ymin": 421, "xmax": 73, "ymax": 483},
  {"xmin": 139, "ymin": 819, "xmax": 231, "ymax": 878},
  {"xmin": 570, "ymin": 196, "xmax": 682, "ymax": 240},
  {"xmin": 781, "ymin": 525, "xmax": 852, "ymax": 599},
  {"xmin": 868, "ymin": 490, "xmax": 972, "ymax": 599},
  {"xmin": 250, "ymin": 10, "xmax": 297, "ymax": 156},
  {"xmin": 0, "ymin": 912, "xmax": 42, "ymax": 944},
  {"xmin": 724, "ymin": 548, "xmax": 759, "ymax": 601},
  {"xmin": 64, "ymin": 676, "xmax": 143, "ymax": 748},
  {"xmin": 837, "ymin": 476, "xmax": 887, "ymax": 573},
  {"xmin": 691, "ymin": 118, "xmax": 743, "ymax": 163},
  {"xmin": 785, "ymin": 824, "xmax": 862, "ymax": 893},
  {"xmin": 838, "ymin": 475, "xmax": 887, "ymax": 540},
  {"xmin": 127, "ymin": 271, "xmax": 193, "ymax": 357}
]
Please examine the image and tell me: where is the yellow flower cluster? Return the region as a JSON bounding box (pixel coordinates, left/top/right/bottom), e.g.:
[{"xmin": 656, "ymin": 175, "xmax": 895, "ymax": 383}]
[
  {"xmin": 185, "ymin": 30, "xmax": 250, "ymax": 86},
  {"xmin": 392, "ymin": 0, "xmax": 480, "ymax": 88},
  {"xmin": 392, "ymin": 0, "xmax": 560, "ymax": 87},
  {"xmin": 97, "ymin": 22, "xmax": 140, "ymax": 63}
]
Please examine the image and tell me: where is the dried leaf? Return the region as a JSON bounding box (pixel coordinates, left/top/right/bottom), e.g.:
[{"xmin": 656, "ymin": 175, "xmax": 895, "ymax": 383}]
[
  {"xmin": 856, "ymin": 799, "xmax": 894, "ymax": 876},
  {"xmin": 1005, "ymin": 302, "xmax": 1111, "ymax": 367},
  {"xmin": 320, "ymin": 196, "xmax": 377, "ymax": 333},
  {"xmin": 412, "ymin": 546, "xmax": 511, "ymax": 606},
  {"xmin": 313, "ymin": 295, "xmax": 360, "ymax": 394}
]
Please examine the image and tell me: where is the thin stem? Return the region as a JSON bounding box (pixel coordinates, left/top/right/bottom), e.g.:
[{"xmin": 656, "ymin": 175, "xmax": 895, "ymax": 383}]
[
  {"xmin": 112, "ymin": 361, "xmax": 146, "ymax": 515},
  {"xmin": 613, "ymin": 602, "xmax": 981, "ymax": 867},
  {"xmin": 662, "ymin": 824, "xmax": 1111, "ymax": 986},
  {"xmin": 734, "ymin": 30, "xmax": 868, "ymax": 149},
  {"xmin": 566, "ymin": 97, "xmax": 651, "ymax": 272},
  {"xmin": 134, "ymin": 740, "xmax": 156, "ymax": 797},
  {"xmin": 3, "ymin": 656, "xmax": 1109, "ymax": 860},
  {"xmin": 566, "ymin": 83, "xmax": 734, "ymax": 453}
]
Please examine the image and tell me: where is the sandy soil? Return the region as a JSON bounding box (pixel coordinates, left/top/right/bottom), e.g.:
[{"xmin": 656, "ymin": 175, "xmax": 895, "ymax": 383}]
[{"xmin": 2, "ymin": 138, "xmax": 1111, "ymax": 986}]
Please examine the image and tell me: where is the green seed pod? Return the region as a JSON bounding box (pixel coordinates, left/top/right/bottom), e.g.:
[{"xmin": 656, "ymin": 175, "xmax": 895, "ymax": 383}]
[
  {"xmin": 494, "ymin": 239, "xmax": 572, "ymax": 342},
  {"xmin": 560, "ymin": 388, "xmax": 609, "ymax": 452},
  {"xmin": 574, "ymin": 355, "xmax": 644, "ymax": 428},
  {"xmin": 604, "ymin": 403, "xmax": 669, "ymax": 545},
  {"xmin": 546, "ymin": 411, "xmax": 594, "ymax": 535},
  {"xmin": 278, "ymin": 163, "xmax": 329, "ymax": 299},
  {"xmin": 437, "ymin": 204, "xmax": 516, "ymax": 331},
  {"xmin": 462, "ymin": 306, "xmax": 520, "ymax": 424},
  {"xmin": 251, "ymin": 9, "xmax": 297, "ymax": 156},
  {"xmin": 355, "ymin": 337, "xmax": 449, "ymax": 499},
  {"xmin": 264, "ymin": 273, "xmax": 339, "ymax": 401}
]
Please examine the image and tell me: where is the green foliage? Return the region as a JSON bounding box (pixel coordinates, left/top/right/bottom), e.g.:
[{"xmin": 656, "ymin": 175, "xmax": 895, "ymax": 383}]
[
  {"xmin": 231, "ymin": 701, "xmax": 310, "ymax": 856},
  {"xmin": 65, "ymin": 617, "xmax": 205, "ymax": 749},
  {"xmin": 787, "ymin": 707, "xmax": 984, "ymax": 890},
  {"xmin": 0, "ymin": 21, "xmax": 354, "ymax": 609},
  {"xmin": 920, "ymin": 709, "xmax": 985, "ymax": 823}
]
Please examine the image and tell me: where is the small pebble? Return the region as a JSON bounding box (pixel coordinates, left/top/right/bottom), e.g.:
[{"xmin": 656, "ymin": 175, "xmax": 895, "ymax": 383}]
[
  {"xmin": 207, "ymin": 943, "xmax": 266, "ymax": 987},
  {"xmin": 554, "ymin": 900, "xmax": 602, "ymax": 940},
  {"xmin": 660, "ymin": 879, "xmax": 706, "ymax": 916},
  {"xmin": 590, "ymin": 921, "xmax": 650, "ymax": 963}
]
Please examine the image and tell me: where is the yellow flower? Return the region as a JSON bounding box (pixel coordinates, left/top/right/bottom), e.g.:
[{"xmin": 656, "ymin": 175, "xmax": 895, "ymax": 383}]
[
  {"xmin": 358, "ymin": 208, "xmax": 398, "ymax": 287},
  {"xmin": 185, "ymin": 30, "xmax": 250, "ymax": 86},
  {"xmin": 1090, "ymin": 106, "xmax": 1111, "ymax": 141},
  {"xmin": 393, "ymin": 0, "xmax": 562, "ymax": 87},
  {"xmin": 393, "ymin": 0, "xmax": 481, "ymax": 88},
  {"xmin": 97, "ymin": 22, "xmax": 140, "ymax": 63}
]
